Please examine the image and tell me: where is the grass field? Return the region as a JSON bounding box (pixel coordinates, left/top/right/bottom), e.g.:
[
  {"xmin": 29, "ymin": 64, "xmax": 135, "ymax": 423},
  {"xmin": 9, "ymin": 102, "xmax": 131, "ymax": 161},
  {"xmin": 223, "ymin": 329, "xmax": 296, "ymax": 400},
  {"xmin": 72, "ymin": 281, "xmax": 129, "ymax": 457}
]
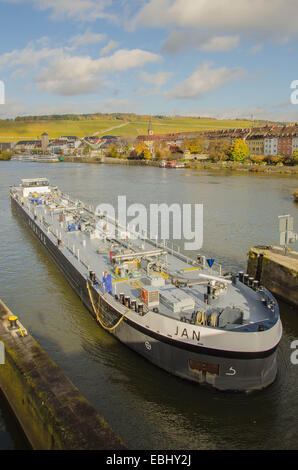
[{"xmin": 0, "ymin": 115, "xmax": 254, "ymax": 142}]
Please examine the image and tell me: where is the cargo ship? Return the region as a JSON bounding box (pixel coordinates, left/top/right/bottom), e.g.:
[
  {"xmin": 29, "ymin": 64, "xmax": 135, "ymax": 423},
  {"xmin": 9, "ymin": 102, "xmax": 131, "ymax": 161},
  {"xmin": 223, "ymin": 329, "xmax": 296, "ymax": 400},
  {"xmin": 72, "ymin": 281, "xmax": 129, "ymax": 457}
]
[{"xmin": 10, "ymin": 178, "xmax": 282, "ymax": 391}]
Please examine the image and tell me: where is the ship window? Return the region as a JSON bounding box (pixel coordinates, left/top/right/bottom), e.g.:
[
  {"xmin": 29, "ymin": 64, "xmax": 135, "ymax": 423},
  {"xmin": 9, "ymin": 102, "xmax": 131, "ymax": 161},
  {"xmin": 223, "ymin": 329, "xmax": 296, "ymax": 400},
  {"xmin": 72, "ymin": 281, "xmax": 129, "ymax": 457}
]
[{"xmin": 189, "ymin": 359, "xmax": 219, "ymax": 375}]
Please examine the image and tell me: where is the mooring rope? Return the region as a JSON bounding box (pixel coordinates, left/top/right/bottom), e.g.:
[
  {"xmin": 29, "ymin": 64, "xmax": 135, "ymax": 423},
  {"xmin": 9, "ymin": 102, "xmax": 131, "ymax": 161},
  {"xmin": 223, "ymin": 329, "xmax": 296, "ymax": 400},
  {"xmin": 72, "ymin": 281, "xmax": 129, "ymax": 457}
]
[{"xmin": 86, "ymin": 280, "xmax": 129, "ymax": 331}]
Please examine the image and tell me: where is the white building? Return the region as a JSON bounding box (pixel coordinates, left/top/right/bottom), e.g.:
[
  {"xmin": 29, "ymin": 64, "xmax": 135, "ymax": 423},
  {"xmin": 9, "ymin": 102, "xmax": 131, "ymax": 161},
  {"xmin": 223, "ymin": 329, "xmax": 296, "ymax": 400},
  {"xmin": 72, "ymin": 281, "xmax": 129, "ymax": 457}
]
[
  {"xmin": 292, "ymin": 136, "xmax": 298, "ymax": 153},
  {"xmin": 264, "ymin": 137, "xmax": 278, "ymax": 156},
  {"xmin": 60, "ymin": 136, "xmax": 81, "ymax": 149},
  {"xmin": 47, "ymin": 139, "xmax": 69, "ymax": 154}
]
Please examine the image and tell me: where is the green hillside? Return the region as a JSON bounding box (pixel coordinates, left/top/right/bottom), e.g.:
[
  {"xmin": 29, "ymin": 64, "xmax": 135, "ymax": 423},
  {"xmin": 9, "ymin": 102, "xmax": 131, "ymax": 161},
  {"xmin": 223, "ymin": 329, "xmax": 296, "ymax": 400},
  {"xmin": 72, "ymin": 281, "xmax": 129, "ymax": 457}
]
[{"xmin": 0, "ymin": 114, "xmax": 256, "ymax": 142}]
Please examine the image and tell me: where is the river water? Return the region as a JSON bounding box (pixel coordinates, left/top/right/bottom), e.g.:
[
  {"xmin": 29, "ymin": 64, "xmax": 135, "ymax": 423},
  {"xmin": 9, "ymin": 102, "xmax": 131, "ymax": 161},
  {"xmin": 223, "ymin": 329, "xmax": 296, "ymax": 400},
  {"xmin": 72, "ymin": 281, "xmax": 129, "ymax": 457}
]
[{"xmin": 0, "ymin": 162, "xmax": 297, "ymax": 450}]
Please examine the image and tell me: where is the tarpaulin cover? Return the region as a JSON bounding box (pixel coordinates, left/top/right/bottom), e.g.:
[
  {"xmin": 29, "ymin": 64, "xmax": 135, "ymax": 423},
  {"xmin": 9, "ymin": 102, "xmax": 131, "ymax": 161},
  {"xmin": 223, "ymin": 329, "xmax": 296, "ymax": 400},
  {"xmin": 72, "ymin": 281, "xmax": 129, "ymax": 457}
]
[{"xmin": 102, "ymin": 273, "xmax": 113, "ymax": 293}]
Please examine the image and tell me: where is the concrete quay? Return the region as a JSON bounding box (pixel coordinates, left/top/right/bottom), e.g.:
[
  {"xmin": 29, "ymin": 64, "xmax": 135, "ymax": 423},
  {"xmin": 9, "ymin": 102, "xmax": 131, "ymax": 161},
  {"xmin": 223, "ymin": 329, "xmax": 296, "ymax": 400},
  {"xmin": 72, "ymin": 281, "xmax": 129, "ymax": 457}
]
[
  {"xmin": 247, "ymin": 246, "xmax": 298, "ymax": 308},
  {"xmin": 0, "ymin": 299, "xmax": 126, "ymax": 450}
]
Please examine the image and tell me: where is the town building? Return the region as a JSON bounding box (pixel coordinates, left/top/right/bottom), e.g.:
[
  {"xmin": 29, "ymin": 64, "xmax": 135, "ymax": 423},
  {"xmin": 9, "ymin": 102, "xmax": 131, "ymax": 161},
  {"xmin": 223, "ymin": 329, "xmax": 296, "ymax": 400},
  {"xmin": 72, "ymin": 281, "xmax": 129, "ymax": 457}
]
[
  {"xmin": 264, "ymin": 137, "xmax": 278, "ymax": 156},
  {"xmin": 246, "ymin": 134, "xmax": 264, "ymax": 156},
  {"xmin": 278, "ymin": 131, "xmax": 293, "ymax": 158},
  {"xmin": 60, "ymin": 136, "xmax": 81, "ymax": 149},
  {"xmin": 14, "ymin": 140, "xmax": 41, "ymax": 152},
  {"xmin": 47, "ymin": 139, "xmax": 69, "ymax": 155},
  {"xmin": 0, "ymin": 142, "xmax": 15, "ymax": 151}
]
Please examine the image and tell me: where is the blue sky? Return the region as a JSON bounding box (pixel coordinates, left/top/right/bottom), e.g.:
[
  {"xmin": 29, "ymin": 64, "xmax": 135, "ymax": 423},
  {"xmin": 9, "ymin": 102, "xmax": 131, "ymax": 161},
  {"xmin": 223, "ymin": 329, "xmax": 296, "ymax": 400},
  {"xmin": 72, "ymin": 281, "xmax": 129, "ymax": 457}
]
[{"xmin": 0, "ymin": 0, "xmax": 298, "ymax": 121}]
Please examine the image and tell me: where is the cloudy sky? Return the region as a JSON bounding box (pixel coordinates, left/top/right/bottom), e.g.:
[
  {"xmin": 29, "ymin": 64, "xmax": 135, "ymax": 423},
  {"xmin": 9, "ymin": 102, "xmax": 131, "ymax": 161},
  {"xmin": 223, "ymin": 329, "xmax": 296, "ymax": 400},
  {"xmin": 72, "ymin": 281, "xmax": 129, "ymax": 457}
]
[{"xmin": 0, "ymin": 0, "xmax": 298, "ymax": 120}]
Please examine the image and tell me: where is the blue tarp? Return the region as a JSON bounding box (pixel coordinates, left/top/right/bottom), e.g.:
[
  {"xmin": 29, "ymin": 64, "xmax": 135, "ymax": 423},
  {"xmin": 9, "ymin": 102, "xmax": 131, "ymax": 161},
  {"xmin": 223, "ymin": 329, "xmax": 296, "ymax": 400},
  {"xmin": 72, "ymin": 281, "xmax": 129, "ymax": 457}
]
[
  {"xmin": 102, "ymin": 273, "xmax": 113, "ymax": 294},
  {"xmin": 207, "ymin": 258, "xmax": 215, "ymax": 268}
]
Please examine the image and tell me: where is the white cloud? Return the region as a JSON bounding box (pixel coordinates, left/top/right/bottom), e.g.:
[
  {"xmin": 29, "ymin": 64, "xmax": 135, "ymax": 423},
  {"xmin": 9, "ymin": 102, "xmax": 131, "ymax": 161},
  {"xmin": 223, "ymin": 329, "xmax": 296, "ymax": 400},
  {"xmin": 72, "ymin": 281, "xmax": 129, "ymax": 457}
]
[
  {"xmin": 35, "ymin": 57, "xmax": 103, "ymax": 95},
  {"xmin": 100, "ymin": 40, "xmax": 120, "ymax": 56},
  {"xmin": 35, "ymin": 49, "xmax": 162, "ymax": 95},
  {"xmin": 68, "ymin": 30, "xmax": 106, "ymax": 48},
  {"xmin": 131, "ymin": 0, "xmax": 298, "ymax": 42},
  {"xmin": 166, "ymin": 62, "xmax": 245, "ymax": 99},
  {"xmin": 95, "ymin": 48, "xmax": 161, "ymax": 73},
  {"xmin": 0, "ymin": 36, "xmax": 161, "ymax": 96},
  {"xmin": 0, "ymin": 44, "xmax": 64, "ymax": 70}
]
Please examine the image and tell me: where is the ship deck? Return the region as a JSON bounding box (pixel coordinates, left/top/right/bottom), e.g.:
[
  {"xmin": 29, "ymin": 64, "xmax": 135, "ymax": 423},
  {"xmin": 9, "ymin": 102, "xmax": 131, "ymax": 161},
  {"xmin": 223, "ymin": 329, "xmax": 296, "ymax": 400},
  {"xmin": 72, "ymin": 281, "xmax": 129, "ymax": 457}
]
[{"xmin": 11, "ymin": 183, "xmax": 279, "ymax": 333}]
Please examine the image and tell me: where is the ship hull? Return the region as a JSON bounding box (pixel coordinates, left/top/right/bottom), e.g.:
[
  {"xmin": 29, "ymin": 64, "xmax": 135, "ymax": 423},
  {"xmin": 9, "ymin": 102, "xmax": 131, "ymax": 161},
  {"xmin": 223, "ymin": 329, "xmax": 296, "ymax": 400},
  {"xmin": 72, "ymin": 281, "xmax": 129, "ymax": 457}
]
[{"xmin": 10, "ymin": 195, "xmax": 279, "ymax": 392}]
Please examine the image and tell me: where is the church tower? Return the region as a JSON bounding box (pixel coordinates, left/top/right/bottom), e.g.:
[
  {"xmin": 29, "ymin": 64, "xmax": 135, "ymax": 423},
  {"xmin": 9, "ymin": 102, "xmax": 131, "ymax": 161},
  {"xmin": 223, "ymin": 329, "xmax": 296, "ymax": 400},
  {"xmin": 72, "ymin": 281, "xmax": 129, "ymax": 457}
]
[
  {"xmin": 41, "ymin": 132, "xmax": 49, "ymax": 152},
  {"xmin": 148, "ymin": 117, "xmax": 153, "ymax": 135}
]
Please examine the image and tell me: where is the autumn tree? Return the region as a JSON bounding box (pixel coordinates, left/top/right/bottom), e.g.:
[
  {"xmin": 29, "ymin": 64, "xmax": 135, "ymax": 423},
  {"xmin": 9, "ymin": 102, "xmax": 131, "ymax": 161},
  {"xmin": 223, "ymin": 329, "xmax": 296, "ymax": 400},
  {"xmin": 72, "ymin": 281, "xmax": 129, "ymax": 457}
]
[
  {"xmin": 0, "ymin": 150, "xmax": 13, "ymax": 161},
  {"xmin": 292, "ymin": 149, "xmax": 298, "ymax": 164},
  {"xmin": 157, "ymin": 142, "xmax": 171, "ymax": 160},
  {"xmin": 106, "ymin": 144, "xmax": 119, "ymax": 158},
  {"xmin": 135, "ymin": 142, "xmax": 146, "ymax": 157},
  {"xmin": 208, "ymin": 139, "xmax": 231, "ymax": 161},
  {"xmin": 229, "ymin": 139, "xmax": 249, "ymax": 162},
  {"xmin": 182, "ymin": 137, "xmax": 206, "ymax": 154},
  {"xmin": 143, "ymin": 148, "xmax": 152, "ymax": 160},
  {"xmin": 154, "ymin": 148, "xmax": 162, "ymax": 160},
  {"xmin": 128, "ymin": 150, "xmax": 138, "ymax": 160}
]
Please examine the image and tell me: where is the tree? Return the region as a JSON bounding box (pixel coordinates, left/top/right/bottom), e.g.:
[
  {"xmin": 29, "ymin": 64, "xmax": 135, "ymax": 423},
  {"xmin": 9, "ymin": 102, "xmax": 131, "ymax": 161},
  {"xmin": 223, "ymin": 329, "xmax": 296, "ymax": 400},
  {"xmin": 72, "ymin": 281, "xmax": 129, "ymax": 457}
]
[
  {"xmin": 154, "ymin": 149, "xmax": 162, "ymax": 160},
  {"xmin": 156, "ymin": 142, "xmax": 171, "ymax": 160},
  {"xmin": 122, "ymin": 143, "xmax": 132, "ymax": 156},
  {"xmin": 143, "ymin": 148, "xmax": 151, "ymax": 160},
  {"xmin": 208, "ymin": 139, "xmax": 231, "ymax": 161},
  {"xmin": 128, "ymin": 150, "xmax": 138, "ymax": 160},
  {"xmin": 106, "ymin": 144, "xmax": 119, "ymax": 158},
  {"xmin": 182, "ymin": 137, "xmax": 207, "ymax": 154},
  {"xmin": 135, "ymin": 142, "xmax": 146, "ymax": 156},
  {"xmin": 292, "ymin": 149, "xmax": 298, "ymax": 164},
  {"xmin": 229, "ymin": 139, "xmax": 249, "ymax": 162},
  {"xmin": 0, "ymin": 150, "xmax": 13, "ymax": 161}
]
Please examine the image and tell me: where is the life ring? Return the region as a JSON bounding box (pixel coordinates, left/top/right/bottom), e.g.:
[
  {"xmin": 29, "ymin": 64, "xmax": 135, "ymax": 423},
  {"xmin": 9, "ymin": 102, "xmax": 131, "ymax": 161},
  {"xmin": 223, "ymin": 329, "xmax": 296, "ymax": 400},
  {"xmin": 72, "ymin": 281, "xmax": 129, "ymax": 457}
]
[{"xmin": 141, "ymin": 289, "xmax": 148, "ymax": 303}]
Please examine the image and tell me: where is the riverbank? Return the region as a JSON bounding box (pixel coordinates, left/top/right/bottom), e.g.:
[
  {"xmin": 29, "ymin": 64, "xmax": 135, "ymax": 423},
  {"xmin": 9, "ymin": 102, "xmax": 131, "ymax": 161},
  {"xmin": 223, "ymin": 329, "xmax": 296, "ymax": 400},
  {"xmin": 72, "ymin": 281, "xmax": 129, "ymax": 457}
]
[
  {"xmin": 188, "ymin": 161, "xmax": 298, "ymax": 174},
  {"xmin": 61, "ymin": 155, "xmax": 298, "ymax": 174}
]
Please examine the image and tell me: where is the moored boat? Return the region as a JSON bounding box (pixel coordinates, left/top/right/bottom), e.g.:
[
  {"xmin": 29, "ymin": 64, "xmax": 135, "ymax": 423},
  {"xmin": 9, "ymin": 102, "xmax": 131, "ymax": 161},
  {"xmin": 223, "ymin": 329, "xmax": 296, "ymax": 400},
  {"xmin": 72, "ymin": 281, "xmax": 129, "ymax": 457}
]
[{"xmin": 10, "ymin": 178, "xmax": 282, "ymax": 392}]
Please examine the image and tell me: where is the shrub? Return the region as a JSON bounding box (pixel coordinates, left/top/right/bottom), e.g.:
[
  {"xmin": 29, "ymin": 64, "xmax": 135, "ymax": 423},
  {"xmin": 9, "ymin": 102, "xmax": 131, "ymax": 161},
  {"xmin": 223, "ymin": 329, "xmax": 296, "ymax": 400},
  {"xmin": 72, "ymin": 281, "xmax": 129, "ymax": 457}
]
[
  {"xmin": 0, "ymin": 151, "xmax": 13, "ymax": 161},
  {"xmin": 249, "ymin": 155, "xmax": 266, "ymax": 164},
  {"xmin": 270, "ymin": 156, "xmax": 282, "ymax": 165}
]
